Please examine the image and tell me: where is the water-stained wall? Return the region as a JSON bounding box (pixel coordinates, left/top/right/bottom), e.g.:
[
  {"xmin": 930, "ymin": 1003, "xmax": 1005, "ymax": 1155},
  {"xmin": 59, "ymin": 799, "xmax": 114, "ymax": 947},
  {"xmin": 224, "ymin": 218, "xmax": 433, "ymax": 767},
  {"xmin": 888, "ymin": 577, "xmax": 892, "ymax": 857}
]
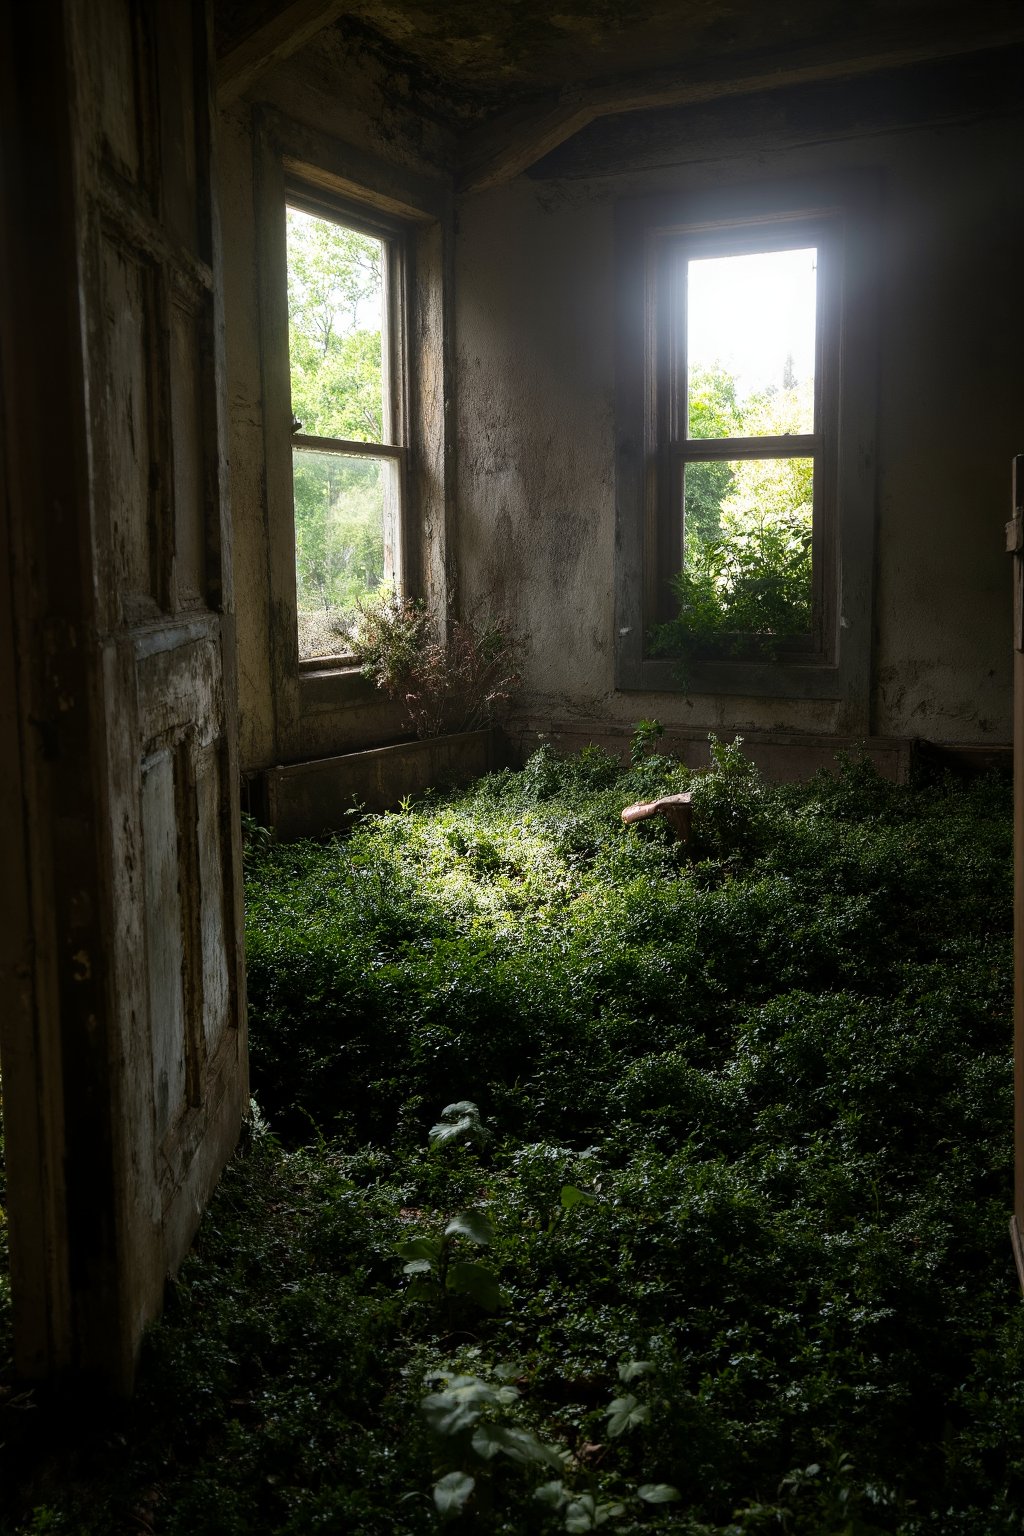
[
  {"xmin": 453, "ymin": 53, "xmax": 1024, "ymax": 748},
  {"xmin": 224, "ymin": 36, "xmax": 1023, "ymax": 780}
]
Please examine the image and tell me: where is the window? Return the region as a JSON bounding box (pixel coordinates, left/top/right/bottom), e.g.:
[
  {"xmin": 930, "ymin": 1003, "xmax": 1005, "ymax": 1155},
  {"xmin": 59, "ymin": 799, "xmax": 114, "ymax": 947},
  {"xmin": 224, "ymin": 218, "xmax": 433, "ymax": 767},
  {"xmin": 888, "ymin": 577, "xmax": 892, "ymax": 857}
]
[
  {"xmin": 285, "ymin": 191, "xmax": 407, "ymax": 663},
  {"xmin": 615, "ymin": 180, "xmax": 877, "ymax": 722}
]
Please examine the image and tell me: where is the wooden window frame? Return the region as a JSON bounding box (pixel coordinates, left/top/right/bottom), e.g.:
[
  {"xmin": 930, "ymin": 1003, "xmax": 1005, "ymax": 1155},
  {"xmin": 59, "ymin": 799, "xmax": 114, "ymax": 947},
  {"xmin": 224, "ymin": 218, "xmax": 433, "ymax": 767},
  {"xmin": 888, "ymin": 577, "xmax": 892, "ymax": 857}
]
[
  {"xmin": 284, "ymin": 184, "xmax": 412, "ymax": 674},
  {"xmin": 255, "ymin": 107, "xmax": 453, "ymax": 755},
  {"xmin": 614, "ymin": 175, "xmax": 878, "ymax": 728}
]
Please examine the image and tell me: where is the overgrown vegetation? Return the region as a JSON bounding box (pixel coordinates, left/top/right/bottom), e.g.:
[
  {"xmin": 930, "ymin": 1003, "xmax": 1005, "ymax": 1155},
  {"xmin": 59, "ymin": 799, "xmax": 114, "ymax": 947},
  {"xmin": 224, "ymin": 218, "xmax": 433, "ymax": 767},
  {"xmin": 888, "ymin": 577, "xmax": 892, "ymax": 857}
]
[
  {"xmin": 346, "ymin": 594, "xmax": 520, "ymax": 737},
  {"xmin": 0, "ymin": 1084, "xmax": 10, "ymax": 1388},
  {"xmin": 650, "ymin": 365, "xmax": 814, "ymax": 668},
  {"xmin": 2, "ymin": 739, "xmax": 1021, "ymax": 1534}
]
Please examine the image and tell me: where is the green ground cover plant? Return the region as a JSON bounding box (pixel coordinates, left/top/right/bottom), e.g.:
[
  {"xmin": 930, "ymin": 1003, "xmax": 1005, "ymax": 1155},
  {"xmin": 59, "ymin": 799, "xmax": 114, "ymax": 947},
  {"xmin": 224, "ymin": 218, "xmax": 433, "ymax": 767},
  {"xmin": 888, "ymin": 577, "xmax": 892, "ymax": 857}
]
[{"xmin": 1, "ymin": 738, "xmax": 1021, "ymax": 1534}]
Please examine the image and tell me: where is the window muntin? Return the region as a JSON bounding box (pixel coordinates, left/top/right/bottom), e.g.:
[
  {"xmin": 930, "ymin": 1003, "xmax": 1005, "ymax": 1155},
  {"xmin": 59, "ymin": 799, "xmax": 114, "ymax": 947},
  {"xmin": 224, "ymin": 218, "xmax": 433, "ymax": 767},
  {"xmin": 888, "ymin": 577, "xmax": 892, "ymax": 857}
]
[
  {"xmin": 285, "ymin": 198, "xmax": 404, "ymax": 663},
  {"xmin": 649, "ymin": 219, "xmax": 835, "ymax": 663}
]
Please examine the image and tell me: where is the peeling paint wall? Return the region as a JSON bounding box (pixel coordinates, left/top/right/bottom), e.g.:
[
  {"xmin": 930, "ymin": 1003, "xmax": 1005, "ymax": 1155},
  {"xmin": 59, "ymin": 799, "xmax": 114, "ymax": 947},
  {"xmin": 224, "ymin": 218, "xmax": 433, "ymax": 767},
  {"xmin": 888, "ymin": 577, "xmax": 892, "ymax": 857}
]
[{"xmin": 454, "ymin": 59, "xmax": 1024, "ymax": 746}]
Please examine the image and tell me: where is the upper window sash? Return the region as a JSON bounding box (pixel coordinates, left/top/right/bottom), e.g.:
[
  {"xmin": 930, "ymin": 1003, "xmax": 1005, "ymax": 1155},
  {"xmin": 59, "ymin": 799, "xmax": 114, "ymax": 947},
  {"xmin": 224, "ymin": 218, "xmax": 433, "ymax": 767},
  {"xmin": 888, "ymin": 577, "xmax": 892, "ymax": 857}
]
[
  {"xmin": 285, "ymin": 181, "xmax": 409, "ymax": 453},
  {"xmin": 648, "ymin": 215, "xmax": 837, "ymax": 454}
]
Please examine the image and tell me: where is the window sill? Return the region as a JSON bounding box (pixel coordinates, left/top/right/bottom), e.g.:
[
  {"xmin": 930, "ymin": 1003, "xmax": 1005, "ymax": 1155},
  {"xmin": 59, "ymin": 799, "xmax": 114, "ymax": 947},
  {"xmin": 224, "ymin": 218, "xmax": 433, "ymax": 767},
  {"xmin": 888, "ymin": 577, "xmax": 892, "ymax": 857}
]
[
  {"xmin": 297, "ymin": 662, "xmax": 379, "ymax": 710},
  {"xmin": 628, "ymin": 654, "xmax": 842, "ymax": 699}
]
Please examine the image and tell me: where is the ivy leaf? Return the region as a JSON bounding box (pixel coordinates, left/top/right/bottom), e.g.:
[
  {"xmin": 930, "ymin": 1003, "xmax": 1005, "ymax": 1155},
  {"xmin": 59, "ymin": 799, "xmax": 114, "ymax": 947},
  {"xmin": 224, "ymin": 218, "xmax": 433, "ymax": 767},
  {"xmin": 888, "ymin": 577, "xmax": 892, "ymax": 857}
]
[
  {"xmin": 445, "ymin": 1209, "xmax": 495, "ymax": 1246},
  {"xmin": 560, "ymin": 1185, "xmax": 598, "ymax": 1211},
  {"xmin": 604, "ymin": 1394, "xmax": 650, "ymax": 1436},
  {"xmin": 637, "ymin": 1484, "xmax": 681, "ymax": 1504},
  {"xmin": 433, "ymin": 1471, "xmax": 475, "ymax": 1516}
]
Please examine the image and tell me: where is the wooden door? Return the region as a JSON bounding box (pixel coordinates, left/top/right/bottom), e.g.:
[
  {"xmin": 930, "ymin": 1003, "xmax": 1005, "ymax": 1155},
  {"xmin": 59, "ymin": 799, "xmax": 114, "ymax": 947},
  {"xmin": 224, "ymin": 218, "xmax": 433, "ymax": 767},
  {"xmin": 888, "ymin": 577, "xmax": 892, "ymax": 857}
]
[
  {"xmin": 0, "ymin": 0, "xmax": 246, "ymax": 1388},
  {"xmin": 1011, "ymin": 453, "xmax": 1024, "ymax": 1288}
]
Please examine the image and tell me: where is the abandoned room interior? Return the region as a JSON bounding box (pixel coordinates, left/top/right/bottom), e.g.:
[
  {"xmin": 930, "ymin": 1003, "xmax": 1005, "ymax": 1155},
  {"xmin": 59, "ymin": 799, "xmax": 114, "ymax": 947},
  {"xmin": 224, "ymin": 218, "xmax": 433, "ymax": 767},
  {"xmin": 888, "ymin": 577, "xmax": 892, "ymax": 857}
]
[{"xmin": 2, "ymin": 0, "xmax": 1024, "ymax": 1529}]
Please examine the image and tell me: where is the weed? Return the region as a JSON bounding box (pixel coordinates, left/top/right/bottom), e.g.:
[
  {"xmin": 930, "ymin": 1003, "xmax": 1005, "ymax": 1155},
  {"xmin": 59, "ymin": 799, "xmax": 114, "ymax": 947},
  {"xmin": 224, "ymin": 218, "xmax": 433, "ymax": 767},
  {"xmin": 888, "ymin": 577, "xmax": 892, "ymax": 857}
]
[{"xmin": 0, "ymin": 743, "xmax": 1017, "ymax": 1534}]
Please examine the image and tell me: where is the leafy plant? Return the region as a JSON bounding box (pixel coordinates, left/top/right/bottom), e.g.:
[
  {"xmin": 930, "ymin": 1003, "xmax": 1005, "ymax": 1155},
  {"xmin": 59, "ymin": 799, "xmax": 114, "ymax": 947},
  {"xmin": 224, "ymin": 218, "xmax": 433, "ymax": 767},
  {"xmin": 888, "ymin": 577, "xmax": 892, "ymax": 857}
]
[
  {"xmin": 398, "ymin": 1207, "xmax": 503, "ymax": 1314},
  {"xmin": 419, "ymin": 1359, "xmax": 678, "ymax": 1531},
  {"xmin": 630, "ymin": 719, "xmax": 666, "ymax": 766},
  {"xmin": 429, "ymin": 1101, "xmax": 494, "ymax": 1156},
  {"xmin": 344, "ymin": 593, "xmax": 520, "ymax": 738}
]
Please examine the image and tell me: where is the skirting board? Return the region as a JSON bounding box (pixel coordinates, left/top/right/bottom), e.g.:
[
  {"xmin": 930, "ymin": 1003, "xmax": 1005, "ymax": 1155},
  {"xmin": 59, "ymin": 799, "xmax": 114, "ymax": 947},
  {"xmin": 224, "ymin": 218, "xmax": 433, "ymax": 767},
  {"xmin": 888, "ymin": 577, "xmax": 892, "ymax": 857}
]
[{"xmin": 263, "ymin": 728, "xmax": 503, "ymax": 840}]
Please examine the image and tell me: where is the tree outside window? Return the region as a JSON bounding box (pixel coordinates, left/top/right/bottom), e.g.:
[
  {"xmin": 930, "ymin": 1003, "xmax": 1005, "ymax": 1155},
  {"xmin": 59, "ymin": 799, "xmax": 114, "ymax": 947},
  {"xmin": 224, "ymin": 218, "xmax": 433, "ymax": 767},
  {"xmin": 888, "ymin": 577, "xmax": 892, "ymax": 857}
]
[{"xmin": 286, "ymin": 202, "xmax": 404, "ymax": 662}]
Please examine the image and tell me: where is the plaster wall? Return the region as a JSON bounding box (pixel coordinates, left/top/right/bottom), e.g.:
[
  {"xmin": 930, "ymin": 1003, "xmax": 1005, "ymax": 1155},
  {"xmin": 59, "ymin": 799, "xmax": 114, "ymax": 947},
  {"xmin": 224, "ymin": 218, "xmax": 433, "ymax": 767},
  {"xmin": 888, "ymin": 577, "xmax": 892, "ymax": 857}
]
[{"xmin": 453, "ymin": 64, "xmax": 1024, "ymax": 746}]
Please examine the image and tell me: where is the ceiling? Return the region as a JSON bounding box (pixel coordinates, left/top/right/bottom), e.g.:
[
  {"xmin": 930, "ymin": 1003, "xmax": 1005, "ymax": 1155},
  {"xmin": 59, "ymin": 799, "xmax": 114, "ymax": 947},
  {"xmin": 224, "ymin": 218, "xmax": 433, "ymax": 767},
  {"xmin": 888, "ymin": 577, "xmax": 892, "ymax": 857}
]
[
  {"xmin": 323, "ymin": 0, "xmax": 1024, "ymax": 108},
  {"xmin": 215, "ymin": 0, "xmax": 1024, "ymax": 185}
]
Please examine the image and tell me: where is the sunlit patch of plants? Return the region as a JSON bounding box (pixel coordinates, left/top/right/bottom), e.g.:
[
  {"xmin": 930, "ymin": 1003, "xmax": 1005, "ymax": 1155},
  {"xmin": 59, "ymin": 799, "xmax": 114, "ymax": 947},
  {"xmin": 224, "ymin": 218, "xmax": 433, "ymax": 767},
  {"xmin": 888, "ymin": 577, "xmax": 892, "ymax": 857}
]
[{"xmin": 3, "ymin": 735, "xmax": 1022, "ymax": 1536}]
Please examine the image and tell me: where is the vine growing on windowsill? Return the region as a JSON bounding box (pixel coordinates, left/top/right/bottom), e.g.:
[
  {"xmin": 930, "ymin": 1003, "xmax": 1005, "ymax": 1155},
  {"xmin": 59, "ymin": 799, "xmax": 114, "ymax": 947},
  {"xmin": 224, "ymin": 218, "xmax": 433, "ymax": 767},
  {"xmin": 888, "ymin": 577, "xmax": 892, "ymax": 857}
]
[{"xmin": 647, "ymin": 509, "xmax": 813, "ymax": 677}]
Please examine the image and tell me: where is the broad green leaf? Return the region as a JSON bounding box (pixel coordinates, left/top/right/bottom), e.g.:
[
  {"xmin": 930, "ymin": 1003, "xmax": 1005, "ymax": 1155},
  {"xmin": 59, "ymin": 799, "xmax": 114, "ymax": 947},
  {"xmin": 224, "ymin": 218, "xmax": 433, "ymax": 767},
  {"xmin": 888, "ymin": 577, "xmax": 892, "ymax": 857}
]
[
  {"xmin": 405, "ymin": 1274, "xmax": 442, "ymax": 1302},
  {"xmin": 402, "ymin": 1258, "xmax": 434, "ymax": 1275},
  {"xmin": 535, "ymin": 1480, "xmax": 569, "ymax": 1509},
  {"xmin": 637, "ymin": 1484, "xmax": 681, "ymax": 1504},
  {"xmin": 565, "ymin": 1494, "xmax": 597, "ymax": 1532},
  {"xmin": 446, "ymin": 1260, "xmax": 502, "ymax": 1312},
  {"xmin": 397, "ymin": 1235, "xmax": 442, "ymax": 1262},
  {"xmin": 471, "ymin": 1422, "xmax": 564, "ymax": 1469},
  {"xmin": 445, "ymin": 1209, "xmax": 495, "ymax": 1246},
  {"xmin": 421, "ymin": 1379, "xmax": 498, "ymax": 1436},
  {"xmin": 429, "ymin": 1115, "xmax": 478, "ymax": 1147},
  {"xmin": 433, "ymin": 1471, "xmax": 475, "ymax": 1516},
  {"xmin": 440, "ymin": 1100, "xmax": 479, "ymax": 1119},
  {"xmin": 605, "ymin": 1394, "xmax": 650, "ymax": 1436},
  {"xmin": 596, "ymin": 1503, "xmax": 626, "ymax": 1524},
  {"xmin": 560, "ymin": 1185, "xmax": 598, "ymax": 1211},
  {"xmin": 617, "ymin": 1359, "xmax": 653, "ymax": 1383}
]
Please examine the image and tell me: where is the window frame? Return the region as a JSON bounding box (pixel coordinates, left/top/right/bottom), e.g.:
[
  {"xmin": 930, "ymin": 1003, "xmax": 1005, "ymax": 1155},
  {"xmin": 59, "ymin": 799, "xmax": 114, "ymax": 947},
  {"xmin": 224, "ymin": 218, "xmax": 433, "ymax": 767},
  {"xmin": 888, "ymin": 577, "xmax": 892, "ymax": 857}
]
[
  {"xmin": 284, "ymin": 184, "xmax": 411, "ymax": 671},
  {"xmin": 254, "ymin": 106, "xmax": 453, "ymax": 756},
  {"xmin": 614, "ymin": 176, "xmax": 878, "ymax": 726}
]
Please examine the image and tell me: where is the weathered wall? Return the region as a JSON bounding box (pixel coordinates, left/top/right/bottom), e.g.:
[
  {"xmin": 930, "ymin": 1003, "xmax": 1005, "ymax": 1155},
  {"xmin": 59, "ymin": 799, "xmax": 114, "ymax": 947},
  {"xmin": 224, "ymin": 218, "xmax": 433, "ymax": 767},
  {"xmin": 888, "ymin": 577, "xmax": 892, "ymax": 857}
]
[
  {"xmin": 220, "ymin": 25, "xmax": 454, "ymax": 775},
  {"xmin": 453, "ymin": 54, "xmax": 1024, "ymax": 747}
]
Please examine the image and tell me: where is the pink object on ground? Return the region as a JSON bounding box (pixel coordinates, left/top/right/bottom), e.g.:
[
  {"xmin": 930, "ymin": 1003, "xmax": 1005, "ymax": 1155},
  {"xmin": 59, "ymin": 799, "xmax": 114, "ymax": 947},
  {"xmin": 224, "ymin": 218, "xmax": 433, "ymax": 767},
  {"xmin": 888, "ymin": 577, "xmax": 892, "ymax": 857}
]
[{"xmin": 620, "ymin": 792, "xmax": 693, "ymax": 844}]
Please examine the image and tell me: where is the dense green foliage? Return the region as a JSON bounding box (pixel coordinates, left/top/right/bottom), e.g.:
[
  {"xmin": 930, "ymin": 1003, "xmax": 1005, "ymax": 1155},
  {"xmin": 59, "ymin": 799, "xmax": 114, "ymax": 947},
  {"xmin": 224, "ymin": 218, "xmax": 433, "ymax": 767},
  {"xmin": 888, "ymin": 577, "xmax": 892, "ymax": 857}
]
[
  {"xmin": 654, "ymin": 367, "xmax": 815, "ymax": 666},
  {"xmin": 2, "ymin": 742, "xmax": 1021, "ymax": 1534}
]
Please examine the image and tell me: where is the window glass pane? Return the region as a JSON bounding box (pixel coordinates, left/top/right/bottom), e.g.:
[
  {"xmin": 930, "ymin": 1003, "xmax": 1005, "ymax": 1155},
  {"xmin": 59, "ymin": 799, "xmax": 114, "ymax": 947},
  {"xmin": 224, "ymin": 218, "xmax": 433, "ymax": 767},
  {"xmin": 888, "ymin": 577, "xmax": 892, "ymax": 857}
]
[
  {"xmin": 286, "ymin": 206, "xmax": 385, "ymax": 443},
  {"xmin": 293, "ymin": 448, "xmax": 397, "ymax": 660},
  {"xmin": 681, "ymin": 456, "xmax": 813, "ymax": 641},
  {"xmin": 686, "ymin": 249, "xmax": 816, "ymax": 439}
]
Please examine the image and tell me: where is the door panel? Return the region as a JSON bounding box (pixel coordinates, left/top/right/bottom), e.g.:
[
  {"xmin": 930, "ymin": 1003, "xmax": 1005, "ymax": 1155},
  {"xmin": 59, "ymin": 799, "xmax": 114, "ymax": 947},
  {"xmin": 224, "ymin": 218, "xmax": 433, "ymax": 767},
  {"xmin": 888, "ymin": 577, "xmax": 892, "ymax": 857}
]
[{"xmin": 0, "ymin": 0, "xmax": 246, "ymax": 1387}]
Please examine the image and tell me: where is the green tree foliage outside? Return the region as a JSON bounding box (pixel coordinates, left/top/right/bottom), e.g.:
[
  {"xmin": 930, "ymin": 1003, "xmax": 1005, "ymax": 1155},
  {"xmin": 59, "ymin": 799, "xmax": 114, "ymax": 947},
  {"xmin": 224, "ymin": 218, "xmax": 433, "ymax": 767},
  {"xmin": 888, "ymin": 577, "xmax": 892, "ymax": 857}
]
[
  {"xmin": 286, "ymin": 208, "xmax": 389, "ymax": 655},
  {"xmin": 654, "ymin": 363, "xmax": 815, "ymax": 663}
]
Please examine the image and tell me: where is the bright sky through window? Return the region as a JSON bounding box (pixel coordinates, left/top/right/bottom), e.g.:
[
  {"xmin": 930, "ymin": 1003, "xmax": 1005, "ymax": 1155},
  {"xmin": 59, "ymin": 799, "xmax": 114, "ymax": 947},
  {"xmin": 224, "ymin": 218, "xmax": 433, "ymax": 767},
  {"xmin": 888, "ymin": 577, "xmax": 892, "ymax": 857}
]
[{"xmin": 687, "ymin": 247, "xmax": 817, "ymax": 402}]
